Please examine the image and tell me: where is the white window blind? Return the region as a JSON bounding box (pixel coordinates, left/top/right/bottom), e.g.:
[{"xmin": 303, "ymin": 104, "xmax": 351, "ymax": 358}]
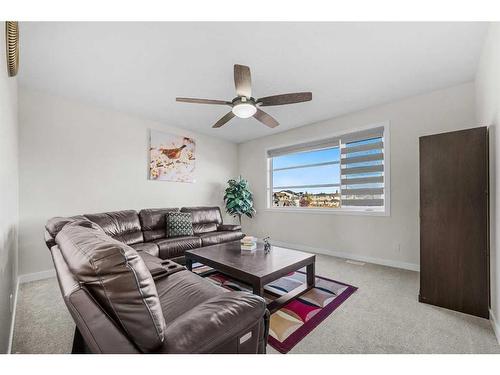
[
  {"xmin": 340, "ymin": 126, "xmax": 385, "ymax": 208},
  {"xmin": 267, "ymin": 124, "xmax": 387, "ymax": 213},
  {"xmin": 266, "ymin": 136, "xmax": 340, "ymax": 158}
]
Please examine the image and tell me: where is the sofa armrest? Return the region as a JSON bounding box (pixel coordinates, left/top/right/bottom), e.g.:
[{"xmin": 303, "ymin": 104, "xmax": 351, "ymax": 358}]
[
  {"xmin": 160, "ymin": 292, "xmax": 267, "ymax": 354},
  {"xmin": 138, "ymin": 251, "xmax": 185, "ymax": 280},
  {"xmin": 217, "ymin": 224, "xmax": 242, "ymax": 232}
]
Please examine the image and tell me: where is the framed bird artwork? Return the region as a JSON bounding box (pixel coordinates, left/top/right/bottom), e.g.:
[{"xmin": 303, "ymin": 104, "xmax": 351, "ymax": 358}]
[{"xmin": 149, "ymin": 129, "xmax": 196, "ymax": 182}]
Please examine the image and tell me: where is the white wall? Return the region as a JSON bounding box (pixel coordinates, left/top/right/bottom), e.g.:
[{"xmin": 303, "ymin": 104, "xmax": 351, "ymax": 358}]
[
  {"xmin": 0, "ymin": 27, "xmax": 19, "ymax": 352},
  {"xmin": 475, "ymin": 23, "xmax": 500, "ymax": 339},
  {"xmin": 239, "ymin": 82, "xmax": 476, "ymax": 270},
  {"xmin": 18, "ymin": 87, "xmax": 239, "ymax": 275}
]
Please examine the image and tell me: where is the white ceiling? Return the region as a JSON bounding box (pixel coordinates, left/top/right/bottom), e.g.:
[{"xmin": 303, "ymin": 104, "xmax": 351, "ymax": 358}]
[{"xmin": 19, "ymin": 22, "xmax": 488, "ymax": 143}]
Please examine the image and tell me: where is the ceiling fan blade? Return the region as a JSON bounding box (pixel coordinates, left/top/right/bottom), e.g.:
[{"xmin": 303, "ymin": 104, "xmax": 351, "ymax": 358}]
[
  {"xmin": 176, "ymin": 97, "xmax": 231, "ymax": 105},
  {"xmin": 212, "ymin": 111, "xmax": 236, "ymax": 128},
  {"xmin": 253, "ymin": 108, "xmax": 279, "ymax": 128},
  {"xmin": 234, "ymin": 64, "xmax": 252, "ymax": 98},
  {"xmin": 257, "ymin": 92, "xmax": 312, "ymax": 106}
]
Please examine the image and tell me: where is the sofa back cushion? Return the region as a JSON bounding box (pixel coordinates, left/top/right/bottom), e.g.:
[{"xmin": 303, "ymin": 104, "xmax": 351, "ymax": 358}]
[
  {"xmin": 139, "ymin": 208, "xmax": 180, "ymax": 241},
  {"xmin": 45, "ymin": 215, "xmax": 90, "ymax": 248},
  {"xmin": 84, "ymin": 210, "xmax": 143, "ymax": 245},
  {"xmin": 180, "ymin": 207, "xmax": 223, "ymax": 234},
  {"xmin": 55, "ymin": 220, "xmax": 166, "ymax": 353},
  {"xmin": 46, "ymin": 215, "xmax": 89, "ymax": 239}
]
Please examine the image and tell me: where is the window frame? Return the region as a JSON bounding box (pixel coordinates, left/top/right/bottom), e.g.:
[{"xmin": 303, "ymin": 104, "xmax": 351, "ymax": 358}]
[{"xmin": 265, "ymin": 121, "xmax": 390, "ymax": 216}]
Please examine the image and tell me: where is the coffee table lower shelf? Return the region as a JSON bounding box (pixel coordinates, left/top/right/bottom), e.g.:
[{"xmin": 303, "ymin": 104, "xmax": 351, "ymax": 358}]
[{"xmin": 186, "ymin": 258, "xmax": 315, "ymax": 314}]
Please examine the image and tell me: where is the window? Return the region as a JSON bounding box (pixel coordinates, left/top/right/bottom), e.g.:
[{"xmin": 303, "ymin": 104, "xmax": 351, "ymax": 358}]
[{"xmin": 267, "ymin": 124, "xmax": 388, "ymax": 214}]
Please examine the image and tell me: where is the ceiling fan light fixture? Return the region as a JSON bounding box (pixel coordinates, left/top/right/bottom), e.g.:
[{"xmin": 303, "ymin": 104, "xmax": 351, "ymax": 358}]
[
  {"xmin": 232, "ymin": 102, "xmax": 257, "ymax": 118},
  {"xmin": 176, "ymin": 64, "xmax": 311, "ymax": 128}
]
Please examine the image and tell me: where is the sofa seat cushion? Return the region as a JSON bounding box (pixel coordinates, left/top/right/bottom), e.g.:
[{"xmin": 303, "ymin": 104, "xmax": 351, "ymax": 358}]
[
  {"xmin": 55, "ymin": 220, "xmax": 166, "ymax": 353},
  {"xmin": 139, "ymin": 208, "xmax": 179, "ymax": 242},
  {"xmin": 153, "ymin": 236, "xmax": 202, "ymax": 259},
  {"xmin": 198, "ymin": 231, "xmax": 245, "ymax": 247},
  {"xmin": 84, "ymin": 210, "xmax": 144, "ymax": 245},
  {"xmin": 130, "ymin": 242, "xmax": 159, "ymax": 257},
  {"xmin": 159, "ymin": 292, "xmax": 267, "ymax": 354},
  {"xmin": 154, "ymin": 269, "xmax": 225, "ymax": 323}
]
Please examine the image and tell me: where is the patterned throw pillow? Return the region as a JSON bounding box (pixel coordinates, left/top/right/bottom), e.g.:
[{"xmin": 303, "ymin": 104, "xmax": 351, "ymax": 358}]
[{"xmin": 166, "ymin": 212, "xmax": 194, "ymax": 237}]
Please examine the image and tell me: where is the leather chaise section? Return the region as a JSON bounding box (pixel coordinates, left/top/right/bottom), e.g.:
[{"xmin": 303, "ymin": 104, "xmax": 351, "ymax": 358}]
[
  {"xmin": 55, "ymin": 220, "xmax": 166, "ymax": 353},
  {"xmin": 84, "ymin": 210, "xmax": 144, "ymax": 245},
  {"xmin": 198, "ymin": 231, "xmax": 245, "ymax": 247},
  {"xmin": 153, "ymin": 236, "xmax": 202, "ymax": 260},
  {"xmin": 159, "ymin": 292, "xmax": 267, "ymax": 354},
  {"xmin": 139, "ymin": 208, "xmax": 179, "ymax": 242},
  {"xmin": 155, "ymin": 269, "xmax": 225, "ymax": 323}
]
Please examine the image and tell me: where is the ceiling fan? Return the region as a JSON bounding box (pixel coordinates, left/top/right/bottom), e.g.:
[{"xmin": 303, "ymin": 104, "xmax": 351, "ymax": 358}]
[{"xmin": 176, "ymin": 64, "xmax": 312, "ymax": 129}]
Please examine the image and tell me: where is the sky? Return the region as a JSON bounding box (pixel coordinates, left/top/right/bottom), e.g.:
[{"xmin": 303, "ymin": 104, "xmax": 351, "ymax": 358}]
[
  {"xmin": 272, "ymin": 138, "xmax": 383, "ymax": 194},
  {"xmin": 273, "ymin": 148, "xmax": 340, "ymax": 191}
]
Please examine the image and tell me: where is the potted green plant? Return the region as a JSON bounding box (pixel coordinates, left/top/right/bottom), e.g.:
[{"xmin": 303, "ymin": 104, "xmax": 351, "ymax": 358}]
[{"xmin": 223, "ymin": 177, "xmax": 256, "ymax": 224}]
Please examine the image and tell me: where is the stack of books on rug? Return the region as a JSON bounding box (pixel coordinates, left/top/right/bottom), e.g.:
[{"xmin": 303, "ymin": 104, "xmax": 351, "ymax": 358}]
[{"xmin": 241, "ymin": 236, "xmax": 257, "ymax": 251}]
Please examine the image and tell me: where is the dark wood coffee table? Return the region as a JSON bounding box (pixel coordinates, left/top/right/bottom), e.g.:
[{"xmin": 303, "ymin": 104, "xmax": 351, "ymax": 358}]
[{"xmin": 185, "ymin": 241, "xmax": 315, "ymax": 313}]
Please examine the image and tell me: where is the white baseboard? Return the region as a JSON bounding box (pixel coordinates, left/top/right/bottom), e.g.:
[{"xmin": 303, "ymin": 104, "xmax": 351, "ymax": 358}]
[
  {"xmin": 7, "ymin": 269, "xmax": 56, "ymax": 353},
  {"xmin": 7, "ymin": 277, "xmax": 19, "ymax": 354},
  {"xmin": 270, "ymin": 239, "xmax": 420, "ymax": 272},
  {"xmin": 18, "ymin": 269, "xmax": 55, "ymax": 284},
  {"xmin": 490, "ymin": 309, "xmax": 500, "ymax": 345}
]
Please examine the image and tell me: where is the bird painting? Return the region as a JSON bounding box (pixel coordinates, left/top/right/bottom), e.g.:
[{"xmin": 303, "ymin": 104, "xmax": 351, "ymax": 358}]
[
  {"xmin": 149, "ymin": 130, "xmax": 196, "ymax": 182},
  {"xmin": 159, "ymin": 144, "xmax": 187, "ymax": 159}
]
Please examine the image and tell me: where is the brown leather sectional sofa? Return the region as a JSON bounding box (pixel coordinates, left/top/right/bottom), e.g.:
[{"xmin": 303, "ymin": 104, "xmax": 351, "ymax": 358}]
[
  {"xmin": 44, "ymin": 207, "xmax": 269, "ymax": 354},
  {"xmin": 46, "ymin": 206, "xmax": 245, "ymax": 264}
]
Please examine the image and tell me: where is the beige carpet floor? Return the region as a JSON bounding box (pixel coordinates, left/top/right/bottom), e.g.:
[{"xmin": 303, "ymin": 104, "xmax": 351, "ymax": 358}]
[{"xmin": 12, "ymin": 252, "xmax": 500, "ymax": 354}]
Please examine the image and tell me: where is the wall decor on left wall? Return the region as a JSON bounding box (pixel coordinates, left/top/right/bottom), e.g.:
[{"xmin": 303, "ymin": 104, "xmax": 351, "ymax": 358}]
[{"xmin": 149, "ymin": 129, "xmax": 196, "ymax": 182}]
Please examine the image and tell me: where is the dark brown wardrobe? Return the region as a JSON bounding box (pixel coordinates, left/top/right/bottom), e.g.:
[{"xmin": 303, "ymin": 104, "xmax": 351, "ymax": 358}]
[{"xmin": 419, "ymin": 126, "xmax": 489, "ymax": 318}]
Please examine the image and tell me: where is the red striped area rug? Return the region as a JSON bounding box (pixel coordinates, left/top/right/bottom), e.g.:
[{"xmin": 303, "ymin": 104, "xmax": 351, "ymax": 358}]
[{"xmin": 193, "ymin": 264, "xmax": 357, "ymax": 353}]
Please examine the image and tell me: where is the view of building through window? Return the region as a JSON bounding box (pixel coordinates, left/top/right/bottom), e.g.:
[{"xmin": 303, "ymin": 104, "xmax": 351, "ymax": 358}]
[{"xmin": 269, "ymin": 127, "xmax": 385, "ymax": 210}]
